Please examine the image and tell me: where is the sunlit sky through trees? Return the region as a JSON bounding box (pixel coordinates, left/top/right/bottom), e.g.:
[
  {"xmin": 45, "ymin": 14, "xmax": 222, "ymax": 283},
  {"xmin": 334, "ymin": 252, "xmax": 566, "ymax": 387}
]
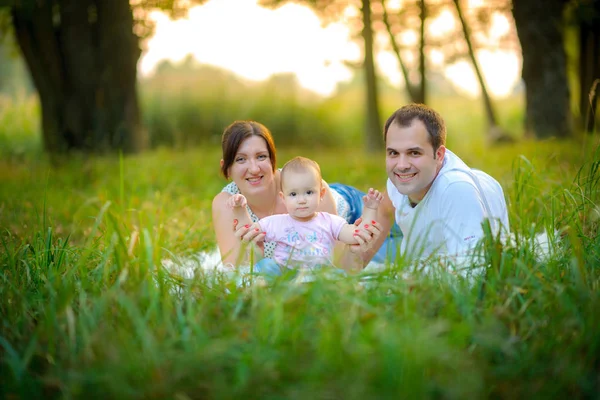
[{"xmin": 139, "ymin": 0, "xmax": 521, "ymax": 98}]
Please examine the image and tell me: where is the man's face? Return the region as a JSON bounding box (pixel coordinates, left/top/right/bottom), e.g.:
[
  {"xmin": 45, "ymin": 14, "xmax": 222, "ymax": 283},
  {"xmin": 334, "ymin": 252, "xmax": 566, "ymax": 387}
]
[{"xmin": 385, "ymin": 119, "xmax": 445, "ymax": 204}]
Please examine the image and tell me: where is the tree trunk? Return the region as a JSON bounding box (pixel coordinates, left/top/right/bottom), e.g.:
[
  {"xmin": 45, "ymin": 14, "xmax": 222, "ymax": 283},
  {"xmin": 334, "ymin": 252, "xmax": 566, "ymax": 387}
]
[
  {"xmin": 454, "ymin": 0, "xmax": 497, "ymax": 127},
  {"xmin": 454, "ymin": 0, "xmax": 512, "ymax": 143},
  {"xmin": 11, "ymin": 0, "xmax": 144, "ymax": 154},
  {"xmin": 513, "ymin": 0, "xmax": 572, "ymax": 139},
  {"xmin": 380, "ymin": 0, "xmax": 419, "ymax": 103},
  {"xmin": 417, "ymin": 0, "xmax": 426, "ymax": 104},
  {"xmin": 362, "ymin": 0, "xmax": 383, "ymax": 151},
  {"xmin": 579, "ymin": 4, "xmax": 600, "ymax": 133}
]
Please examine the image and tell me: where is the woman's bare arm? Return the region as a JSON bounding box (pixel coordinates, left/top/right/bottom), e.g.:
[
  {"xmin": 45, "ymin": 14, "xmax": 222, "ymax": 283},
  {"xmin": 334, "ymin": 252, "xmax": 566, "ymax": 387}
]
[{"xmin": 212, "ymin": 192, "xmax": 253, "ymax": 265}]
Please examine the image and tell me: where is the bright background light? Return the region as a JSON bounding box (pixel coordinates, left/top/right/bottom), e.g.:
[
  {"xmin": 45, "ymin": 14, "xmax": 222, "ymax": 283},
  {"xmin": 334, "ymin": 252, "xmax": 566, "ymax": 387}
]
[{"xmin": 139, "ymin": 0, "xmax": 521, "ymax": 98}]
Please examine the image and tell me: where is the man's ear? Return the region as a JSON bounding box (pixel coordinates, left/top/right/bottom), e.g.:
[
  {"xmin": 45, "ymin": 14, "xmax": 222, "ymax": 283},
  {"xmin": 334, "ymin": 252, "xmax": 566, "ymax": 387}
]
[{"xmin": 435, "ymin": 145, "xmax": 446, "ymax": 162}]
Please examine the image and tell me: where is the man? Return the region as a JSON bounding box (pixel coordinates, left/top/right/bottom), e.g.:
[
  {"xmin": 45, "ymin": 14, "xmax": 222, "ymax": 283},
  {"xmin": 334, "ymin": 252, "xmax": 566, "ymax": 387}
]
[{"xmin": 367, "ymin": 104, "xmax": 510, "ymax": 269}]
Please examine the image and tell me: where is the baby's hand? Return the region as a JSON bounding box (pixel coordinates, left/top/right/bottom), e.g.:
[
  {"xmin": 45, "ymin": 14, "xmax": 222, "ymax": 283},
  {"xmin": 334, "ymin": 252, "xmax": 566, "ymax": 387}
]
[
  {"xmin": 226, "ymin": 193, "xmax": 247, "ymax": 209},
  {"xmin": 363, "ymin": 188, "xmax": 383, "ymax": 209}
]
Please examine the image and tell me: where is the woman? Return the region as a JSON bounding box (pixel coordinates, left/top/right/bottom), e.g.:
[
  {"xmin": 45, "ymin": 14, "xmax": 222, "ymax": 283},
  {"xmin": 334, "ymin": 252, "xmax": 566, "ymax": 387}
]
[{"xmin": 212, "ymin": 120, "xmax": 398, "ymax": 270}]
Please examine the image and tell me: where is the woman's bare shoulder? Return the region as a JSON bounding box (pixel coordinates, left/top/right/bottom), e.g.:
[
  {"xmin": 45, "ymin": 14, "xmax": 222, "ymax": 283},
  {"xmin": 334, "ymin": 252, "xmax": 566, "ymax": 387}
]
[{"xmin": 212, "ymin": 191, "xmax": 232, "ymax": 211}]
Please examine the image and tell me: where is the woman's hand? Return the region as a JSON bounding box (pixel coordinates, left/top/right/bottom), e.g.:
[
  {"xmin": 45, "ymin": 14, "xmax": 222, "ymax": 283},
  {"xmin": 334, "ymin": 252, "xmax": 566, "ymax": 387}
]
[
  {"xmin": 233, "ymin": 220, "xmax": 266, "ymax": 249},
  {"xmin": 348, "ymin": 217, "xmax": 382, "ymax": 254}
]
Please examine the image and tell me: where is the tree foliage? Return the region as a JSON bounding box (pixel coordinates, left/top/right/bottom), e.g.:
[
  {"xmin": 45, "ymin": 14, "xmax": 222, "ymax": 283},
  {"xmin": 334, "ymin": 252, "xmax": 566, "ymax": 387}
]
[{"xmin": 0, "ymin": 0, "xmax": 205, "ymax": 155}]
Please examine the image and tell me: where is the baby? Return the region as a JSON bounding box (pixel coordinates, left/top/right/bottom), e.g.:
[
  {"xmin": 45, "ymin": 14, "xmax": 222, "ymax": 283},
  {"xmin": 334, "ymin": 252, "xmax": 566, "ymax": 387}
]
[{"xmin": 226, "ymin": 156, "xmax": 382, "ymax": 275}]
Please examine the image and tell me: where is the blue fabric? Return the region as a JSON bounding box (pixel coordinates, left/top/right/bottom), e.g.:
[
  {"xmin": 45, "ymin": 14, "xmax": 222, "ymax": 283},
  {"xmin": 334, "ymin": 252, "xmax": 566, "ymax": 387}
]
[
  {"xmin": 329, "ymin": 183, "xmax": 365, "ymax": 224},
  {"xmin": 254, "ymin": 258, "xmax": 284, "ymax": 276},
  {"xmin": 254, "ymin": 258, "xmax": 347, "ymax": 281},
  {"xmin": 329, "ymin": 183, "xmax": 403, "ymax": 263}
]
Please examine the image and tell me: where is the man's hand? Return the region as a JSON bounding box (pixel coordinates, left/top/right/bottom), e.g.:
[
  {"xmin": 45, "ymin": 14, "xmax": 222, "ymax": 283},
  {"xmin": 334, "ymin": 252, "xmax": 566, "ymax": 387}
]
[
  {"xmin": 355, "ymin": 187, "xmax": 384, "ymax": 251},
  {"xmin": 348, "ymin": 217, "xmax": 382, "ymax": 254}
]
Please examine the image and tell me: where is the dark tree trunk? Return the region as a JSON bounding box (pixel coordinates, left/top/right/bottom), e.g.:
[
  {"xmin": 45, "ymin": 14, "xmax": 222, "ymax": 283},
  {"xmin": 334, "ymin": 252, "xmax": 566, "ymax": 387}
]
[
  {"xmin": 513, "ymin": 0, "xmax": 572, "ymax": 139},
  {"xmin": 578, "ymin": 3, "xmax": 600, "ymax": 133},
  {"xmin": 11, "ymin": 0, "xmax": 144, "ymax": 154},
  {"xmin": 362, "ymin": 0, "xmax": 383, "ymax": 151}
]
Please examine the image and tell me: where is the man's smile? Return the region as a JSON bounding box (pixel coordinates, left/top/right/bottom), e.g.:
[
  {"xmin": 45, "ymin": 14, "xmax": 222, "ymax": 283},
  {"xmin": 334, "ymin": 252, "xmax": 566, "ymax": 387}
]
[{"xmin": 394, "ymin": 172, "xmax": 417, "ymax": 182}]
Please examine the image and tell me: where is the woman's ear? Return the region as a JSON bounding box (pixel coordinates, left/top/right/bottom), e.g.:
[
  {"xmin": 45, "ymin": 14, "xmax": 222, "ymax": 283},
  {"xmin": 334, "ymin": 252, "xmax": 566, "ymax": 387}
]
[{"xmin": 220, "ymin": 159, "xmax": 228, "ymax": 179}]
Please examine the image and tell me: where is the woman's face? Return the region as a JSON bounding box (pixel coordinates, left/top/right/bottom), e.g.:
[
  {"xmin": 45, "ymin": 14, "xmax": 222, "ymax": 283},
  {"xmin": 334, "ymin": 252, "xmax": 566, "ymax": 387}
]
[{"xmin": 228, "ymin": 135, "xmax": 275, "ymax": 196}]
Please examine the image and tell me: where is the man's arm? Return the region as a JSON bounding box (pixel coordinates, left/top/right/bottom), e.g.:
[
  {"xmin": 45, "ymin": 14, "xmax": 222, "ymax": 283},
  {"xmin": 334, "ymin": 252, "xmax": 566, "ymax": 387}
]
[
  {"xmin": 335, "ymin": 190, "xmax": 395, "ymax": 271},
  {"xmin": 337, "ymin": 188, "xmax": 384, "ymax": 245},
  {"xmin": 359, "ymin": 190, "xmax": 395, "ymax": 265},
  {"xmin": 433, "ymin": 181, "xmax": 502, "ymax": 277},
  {"xmin": 316, "ymin": 180, "xmax": 367, "ymax": 271},
  {"xmin": 361, "ymin": 188, "xmax": 383, "ymax": 225},
  {"xmin": 440, "ymin": 181, "xmax": 489, "ymax": 257}
]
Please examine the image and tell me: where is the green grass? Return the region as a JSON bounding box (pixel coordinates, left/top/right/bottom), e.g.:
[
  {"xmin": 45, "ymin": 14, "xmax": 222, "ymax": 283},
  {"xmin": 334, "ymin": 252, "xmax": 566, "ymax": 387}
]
[
  {"xmin": 0, "ymin": 94, "xmax": 40, "ymax": 160},
  {"xmin": 1, "ymin": 85, "xmax": 600, "ymax": 398}
]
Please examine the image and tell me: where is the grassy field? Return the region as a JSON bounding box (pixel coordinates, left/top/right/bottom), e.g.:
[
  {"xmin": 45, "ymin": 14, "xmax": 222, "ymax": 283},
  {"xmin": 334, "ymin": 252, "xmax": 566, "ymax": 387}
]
[{"xmin": 1, "ymin": 87, "xmax": 600, "ymax": 398}]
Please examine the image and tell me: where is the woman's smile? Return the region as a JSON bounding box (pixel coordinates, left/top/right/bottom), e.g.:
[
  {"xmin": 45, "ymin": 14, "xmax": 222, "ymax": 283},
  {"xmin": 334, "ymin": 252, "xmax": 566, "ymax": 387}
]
[{"xmin": 246, "ymin": 176, "xmax": 263, "ymax": 185}]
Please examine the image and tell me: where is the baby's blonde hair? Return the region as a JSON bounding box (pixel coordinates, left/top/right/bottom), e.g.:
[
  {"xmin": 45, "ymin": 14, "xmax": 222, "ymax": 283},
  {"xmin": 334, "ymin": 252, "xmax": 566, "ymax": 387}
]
[{"xmin": 280, "ymin": 156, "xmax": 322, "ymax": 189}]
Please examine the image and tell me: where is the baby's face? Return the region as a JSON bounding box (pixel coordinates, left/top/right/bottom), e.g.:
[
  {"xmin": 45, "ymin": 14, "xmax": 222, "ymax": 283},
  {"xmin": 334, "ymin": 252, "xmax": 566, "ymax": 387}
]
[{"xmin": 280, "ymin": 169, "xmax": 322, "ymax": 221}]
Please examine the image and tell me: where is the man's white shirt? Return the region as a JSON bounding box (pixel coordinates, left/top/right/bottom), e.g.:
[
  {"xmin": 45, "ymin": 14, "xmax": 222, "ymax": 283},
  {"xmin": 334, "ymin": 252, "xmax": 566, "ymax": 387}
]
[{"xmin": 387, "ymin": 149, "xmax": 510, "ymax": 267}]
